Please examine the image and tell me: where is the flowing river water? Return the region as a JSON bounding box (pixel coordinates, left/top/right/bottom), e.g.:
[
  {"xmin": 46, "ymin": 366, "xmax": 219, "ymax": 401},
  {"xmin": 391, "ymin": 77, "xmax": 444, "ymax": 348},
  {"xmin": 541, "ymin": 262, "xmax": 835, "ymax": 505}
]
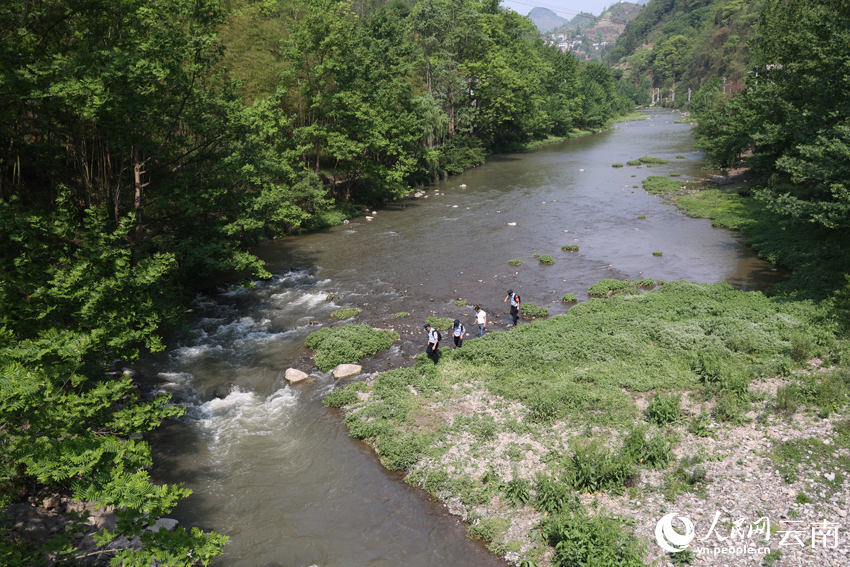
[{"xmin": 139, "ymin": 110, "xmax": 788, "ymax": 567}]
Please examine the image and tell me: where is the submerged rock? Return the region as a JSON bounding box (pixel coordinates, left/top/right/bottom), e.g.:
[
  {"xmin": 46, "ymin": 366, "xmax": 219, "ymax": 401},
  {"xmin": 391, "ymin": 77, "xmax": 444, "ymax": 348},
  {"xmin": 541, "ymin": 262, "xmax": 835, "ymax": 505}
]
[{"xmin": 332, "ymin": 364, "xmax": 362, "ymax": 379}]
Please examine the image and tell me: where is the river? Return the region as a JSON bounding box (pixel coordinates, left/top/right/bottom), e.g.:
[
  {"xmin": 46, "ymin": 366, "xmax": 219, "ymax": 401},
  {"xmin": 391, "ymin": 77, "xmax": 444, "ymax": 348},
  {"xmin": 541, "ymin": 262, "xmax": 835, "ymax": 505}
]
[{"xmin": 139, "ymin": 109, "xmax": 785, "ymax": 567}]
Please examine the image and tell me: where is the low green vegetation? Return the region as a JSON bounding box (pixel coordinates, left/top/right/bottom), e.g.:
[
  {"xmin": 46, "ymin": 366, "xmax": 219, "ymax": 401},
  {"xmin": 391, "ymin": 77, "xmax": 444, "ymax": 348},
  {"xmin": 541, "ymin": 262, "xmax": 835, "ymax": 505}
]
[
  {"xmin": 538, "ymin": 255, "xmax": 556, "ymax": 265},
  {"xmin": 653, "ymin": 251, "xmax": 663, "ymax": 256},
  {"xmin": 455, "ymin": 299, "xmax": 468, "ymax": 306},
  {"xmin": 587, "ymin": 278, "xmax": 655, "ymax": 297},
  {"xmin": 637, "ymin": 156, "xmax": 669, "ymax": 164},
  {"xmin": 612, "ymin": 163, "xmax": 624, "ymax": 168},
  {"xmin": 532, "ymin": 253, "xmax": 541, "ymax": 259},
  {"xmin": 395, "ymin": 311, "xmax": 410, "ymax": 318},
  {"xmin": 637, "ymin": 215, "xmax": 646, "ymax": 219},
  {"xmin": 669, "ymin": 172, "xmax": 681, "ymax": 177},
  {"xmin": 561, "ymin": 293, "xmax": 577, "ymax": 303},
  {"xmin": 508, "ymin": 259, "xmax": 524, "ymax": 266},
  {"xmin": 642, "ymin": 176, "xmax": 684, "ymax": 196},
  {"xmin": 426, "ymin": 316, "xmax": 454, "ymax": 330},
  {"xmin": 561, "ymin": 244, "xmax": 579, "ymax": 252},
  {"xmin": 305, "ymin": 324, "xmax": 399, "ymax": 371},
  {"xmin": 627, "ymin": 160, "xmax": 641, "ymax": 166},
  {"xmin": 676, "ymin": 155, "xmax": 686, "ymax": 159},
  {"xmin": 521, "ymin": 302, "xmax": 549, "ymax": 318},
  {"xmin": 331, "ymin": 307, "xmax": 362, "ymax": 319}
]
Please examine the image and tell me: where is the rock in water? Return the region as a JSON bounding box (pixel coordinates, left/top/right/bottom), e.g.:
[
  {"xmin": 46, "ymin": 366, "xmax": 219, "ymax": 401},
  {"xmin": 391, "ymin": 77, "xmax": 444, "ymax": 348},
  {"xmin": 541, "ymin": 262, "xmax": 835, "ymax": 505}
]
[
  {"xmin": 332, "ymin": 364, "xmax": 362, "ymax": 379},
  {"xmin": 284, "ymin": 368, "xmax": 310, "ymax": 383}
]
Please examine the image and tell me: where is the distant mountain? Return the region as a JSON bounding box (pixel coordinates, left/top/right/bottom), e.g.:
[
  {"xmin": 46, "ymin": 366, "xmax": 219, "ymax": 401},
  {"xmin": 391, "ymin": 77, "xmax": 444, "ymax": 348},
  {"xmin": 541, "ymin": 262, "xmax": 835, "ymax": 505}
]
[{"xmin": 528, "ymin": 7, "xmax": 569, "ymax": 32}]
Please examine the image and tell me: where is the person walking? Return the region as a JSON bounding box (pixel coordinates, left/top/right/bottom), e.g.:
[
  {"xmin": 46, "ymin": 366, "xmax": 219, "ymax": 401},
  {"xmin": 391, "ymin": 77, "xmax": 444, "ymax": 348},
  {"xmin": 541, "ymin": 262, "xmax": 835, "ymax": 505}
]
[
  {"xmin": 474, "ymin": 306, "xmax": 487, "ymax": 337},
  {"xmin": 424, "ymin": 323, "xmax": 441, "ymax": 364},
  {"xmin": 451, "ymin": 319, "xmax": 466, "ymax": 348},
  {"xmin": 504, "ymin": 289, "xmax": 521, "ymax": 326}
]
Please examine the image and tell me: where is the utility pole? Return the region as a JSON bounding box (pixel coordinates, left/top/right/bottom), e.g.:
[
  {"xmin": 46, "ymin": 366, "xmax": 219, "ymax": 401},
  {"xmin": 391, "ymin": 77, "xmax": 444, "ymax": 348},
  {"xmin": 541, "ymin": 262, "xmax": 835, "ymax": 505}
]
[
  {"xmin": 722, "ymin": 77, "xmax": 727, "ymax": 96},
  {"xmin": 688, "ymin": 88, "xmax": 692, "ymax": 103}
]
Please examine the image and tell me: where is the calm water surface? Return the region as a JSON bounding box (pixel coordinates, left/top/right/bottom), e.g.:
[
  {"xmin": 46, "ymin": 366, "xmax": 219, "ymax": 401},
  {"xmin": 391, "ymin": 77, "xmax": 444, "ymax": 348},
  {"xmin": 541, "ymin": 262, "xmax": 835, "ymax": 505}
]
[{"xmin": 142, "ymin": 110, "xmax": 785, "ymax": 567}]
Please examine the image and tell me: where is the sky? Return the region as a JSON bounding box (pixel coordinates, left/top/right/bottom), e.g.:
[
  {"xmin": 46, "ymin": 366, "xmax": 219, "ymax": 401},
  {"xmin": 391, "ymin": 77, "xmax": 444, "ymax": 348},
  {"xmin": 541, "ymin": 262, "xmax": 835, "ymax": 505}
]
[{"xmin": 500, "ymin": 0, "xmax": 644, "ymax": 18}]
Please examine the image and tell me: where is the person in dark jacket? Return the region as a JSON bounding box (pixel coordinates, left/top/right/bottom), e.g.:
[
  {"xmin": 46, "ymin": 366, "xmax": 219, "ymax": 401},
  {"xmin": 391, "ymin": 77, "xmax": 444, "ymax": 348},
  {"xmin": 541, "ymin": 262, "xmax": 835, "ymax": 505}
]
[
  {"xmin": 424, "ymin": 323, "xmax": 440, "ymax": 364},
  {"xmin": 504, "ymin": 289, "xmax": 521, "ymax": 326}
]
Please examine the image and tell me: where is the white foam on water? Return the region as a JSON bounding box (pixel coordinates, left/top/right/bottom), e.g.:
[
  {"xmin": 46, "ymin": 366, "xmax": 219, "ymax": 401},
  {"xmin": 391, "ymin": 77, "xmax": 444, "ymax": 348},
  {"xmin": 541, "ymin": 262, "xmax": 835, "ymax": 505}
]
[
  {"xmin": 189, "ymin": 386, "xmax": 301, "ymax": 462},
  {"xmin": 172, "ymin": 343, "xmax": 222, "ymax": 362}
]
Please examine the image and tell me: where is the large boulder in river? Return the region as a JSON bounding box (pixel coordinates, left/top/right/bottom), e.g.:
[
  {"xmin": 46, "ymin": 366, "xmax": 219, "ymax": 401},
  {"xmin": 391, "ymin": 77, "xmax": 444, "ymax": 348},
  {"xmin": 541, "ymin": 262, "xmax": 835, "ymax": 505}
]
[
  {"xmin": 332, "ymin": 364, "xmax": 362, "ymax": 379},
  {"xmin": 284, "ymin": 368, "xmax": 310, "ymax": 383}
]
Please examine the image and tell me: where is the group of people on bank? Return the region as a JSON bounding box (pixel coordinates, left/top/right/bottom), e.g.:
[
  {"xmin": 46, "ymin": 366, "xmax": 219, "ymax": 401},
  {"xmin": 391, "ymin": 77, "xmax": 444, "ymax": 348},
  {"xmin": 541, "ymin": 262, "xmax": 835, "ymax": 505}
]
[{"xmin": 424, "ymin": 290, "xmax": 521, "ymax": 364}]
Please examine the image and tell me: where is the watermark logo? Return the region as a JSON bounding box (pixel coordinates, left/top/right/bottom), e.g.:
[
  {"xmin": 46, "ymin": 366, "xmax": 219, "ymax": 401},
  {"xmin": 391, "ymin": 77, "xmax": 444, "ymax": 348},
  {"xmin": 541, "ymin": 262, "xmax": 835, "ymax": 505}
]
[
  {"xmin": 653, "ymin": 511, "xmax": 842, "ymax": 557},
  {"xmin": 655, "ymin": 513, "xmax": 695, "ymax": 553}
]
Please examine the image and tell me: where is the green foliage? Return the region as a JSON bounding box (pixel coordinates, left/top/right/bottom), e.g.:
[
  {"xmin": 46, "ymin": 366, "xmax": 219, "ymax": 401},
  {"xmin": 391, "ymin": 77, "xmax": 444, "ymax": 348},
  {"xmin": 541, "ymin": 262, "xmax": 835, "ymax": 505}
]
[
  {"xmin": 533, "ymin": 253, "xmax": 541, "ymax": 259},
  {"xmin": 653, "ymin": 251, "xmax": 664, "ymax": 256},
  {"xmin": 638, "ymin": 156, "xmax": 669, "ymax": 164},
  {"xmin": 612, "ymin": 163, "xmax": 624, "ymax": 168},
  {"xmin": 566, "ymin": 438, "xmax": 638, "ymax": 494},
  {"xmin": 395, "ymin": 311, "xmax": 410, "ymax": 317},
  {"xmin": 503, "ymin": 477, "xmax": 532, "ymax": 507},
  {"xmin": 455, "ymin": 299, "xmax": 468, "ymax": 306},
  {"xmin": 376, "ymin": 432, "xmax": 429, "ymax": 471},
  {"xmin": 642, "ymin": 176, "xmax": 684, "ymax": 196},
  {"xmin": 587, "ymin": 278, "xmax": 655, "ymax": 297},
  {"xmin": 626, "ymin": 160, "xmax": 642, "ymax": 166},
  {"xmin": 647, "ymin": 393, "xmax": 681, "ymax": 425},
  {"xmin": 533, "ymin": 474, "xmax": 576, "ymax": 515},
  {"xmin": 330, "ymin": 307, "xmax": 362, "ymax": 319},
  {"xmin": 521, "ymin": 303, "xmax": 550, "ymax": 318},
  {"xmin": 561, "ymin": 244, "xmax": 579, "ymax": 252},
  {"xmin": 669, "ymin": 172, "xmax": 681, "ymax": 177},
  {"xmin": 426, "ymin": 317, "xmax": 453, "ymax": 331},
  {"xmin": 663, "ymin": 455, "xmax": 708, "ymax": 502},
  {"xmin": 305, "ymin": 324, "xmax": 399, "ymax": 371},
  {"xmin": 324, "ymin": 382, "xmax": 368, "ymax": 408},
  {"xmin": 621, "ymin": 426, "xmax": 675, "ymax": 470},
  {"xmin": 538, "ymin": 255, "xmax": 556, "ymax": 265},
  {"xmin": 561, "ymin": 293, "xmax": 577, "ymax": 303},
  {"xmin": 676, "ymin": 155, "xmax": 686, "ymax": 159},
  {"xmin": 508, "ymin": 259, "xmax": 525, "ymax": 266},
  {"xmin": 541, "ymin": 508, "xmax": 645, "ymax": 567},
  {"xmin": 468, "ymin": 518, "xmax": 510, "ymax": 542},
  {"xmin": 637, "ymin": 215, "xmax": 646, "ymax": 219}
]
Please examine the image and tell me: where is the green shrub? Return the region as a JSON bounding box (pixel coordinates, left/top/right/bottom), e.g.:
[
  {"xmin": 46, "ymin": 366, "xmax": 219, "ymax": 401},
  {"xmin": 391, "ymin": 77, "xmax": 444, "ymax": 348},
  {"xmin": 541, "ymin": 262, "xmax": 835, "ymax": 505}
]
[
  {"xmin": 670, "ymin": 172, "xmax": 682, "ymax": 177},
  {"xmin": 633, "ymin": 185, "xmax": 639, "ymax": 188},
  {"xmin": 455, "ymin": 299, "xmax": 468, "ymax": 306},
  {"xmin": 508, "ymin": 259, "xmax": 524, "ymax": 266},
  {"xmin": 627, "ymin": 160, "xmax": 641, "ymax": 166},
  {"xmin": 638, "ymin": 156, "xmax": 669, "ymax": 164},
  {"xmin": 323, "ymin": 382, "xmax": 368, "ymax": 408},
  {"xmin": 567, "ymin": 438, "xmax": 638, "ymax": 494},
  {"xmin": 653, "ymin": 251, "xmax": 663, "ymax": 256},
  {"xmin": 621, "ymin": 426, "xmax": 675, "ymax": 470},
  {"xmin": 790, "ymin": 330, "xmax": 815, "ymax": 362},
  {"xmin": 331, "ymin": 306, "xmax": 361, "ymax": 319},
  {"xmin": 647, "ymin": 393, "xmax": 681, "ymax": 425},
  {"xmin": 713, "ymin": 393, "xmax": 748, "ymax": 424},
  {"xmin": 587, "ymin": 278, "xmax": 654, "ymax": 297},
  {"xmin": 503, "ymin": 477, "xmax": 532, "ymax": 506},
  {"xmin": 468, "ymin": 518, "xmax": 510, "ymax": 542},
  {"xmin": 539, "ymin": 254, "xmax": 556, "ymax": 265},
  {"xmin": 642, "ymin": 176, "xmax": 684, "ymax": 195},
  {"xmin": 424, "ymin": 470, "xmax": 450, "ymax": 494},
  {"xmin": 676, "ymin": 155, "xmax": 686, "ymax": 159},
  {"xmin": 395, "ymin": 311, "xmax": 409, "ymax": 318},
  {"xmin": 637, "ymin": 215, "xmax": 646, "ymax": 219},
  {"xmin": 375, "ymin": 431, "xmax": 428, "ymax": 470},
  {"xmin": 305, "ymin": 324, "xmax": 399, "ymax": 371},
  {"xmin": 425, "ymin": 316, "xmax": 453, "ymax": 330},
  {"xmin": 612, "ymin": 163, "xmax": 624, "ymax": 168},
  {"xmin": 522, "ymin": 302, "xmax": 550, "ymax": 317},
  {"xmin": 533, "ymin": 474, "xmax": 575, "ymax": 514},
  {"xmin": 561, "ymin": 293, "xmax": 577, "ymax": 303},
  {"xmin": 542, "ymin": 509, "xmax": 646, "ymax": 567},
  {"xmin": 561, "ymin": 244, "xmax": 579, "ymax": 252},
  {"xmin": 532, "ymin": 253, "xmax": 541, "ymax": 259}
]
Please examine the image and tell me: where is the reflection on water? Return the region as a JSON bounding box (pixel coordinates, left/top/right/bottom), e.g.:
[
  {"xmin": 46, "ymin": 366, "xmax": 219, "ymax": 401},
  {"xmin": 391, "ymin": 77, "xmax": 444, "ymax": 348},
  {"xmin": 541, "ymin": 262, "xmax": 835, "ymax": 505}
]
[{"xmin": 145, "ymin": 110, "xmax": 787, "ymax": 567}]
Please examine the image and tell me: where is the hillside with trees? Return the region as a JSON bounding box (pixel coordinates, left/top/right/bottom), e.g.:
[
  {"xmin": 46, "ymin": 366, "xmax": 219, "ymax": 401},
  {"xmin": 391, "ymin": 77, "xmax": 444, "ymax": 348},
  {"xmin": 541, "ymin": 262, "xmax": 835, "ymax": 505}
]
[
  {"xmin": 543, "ymin": 2, "xmax": 642, "ymax": 63},
  {"xmin": 611, "ymin": 0, "xmax": 762, "ymax": 92}
]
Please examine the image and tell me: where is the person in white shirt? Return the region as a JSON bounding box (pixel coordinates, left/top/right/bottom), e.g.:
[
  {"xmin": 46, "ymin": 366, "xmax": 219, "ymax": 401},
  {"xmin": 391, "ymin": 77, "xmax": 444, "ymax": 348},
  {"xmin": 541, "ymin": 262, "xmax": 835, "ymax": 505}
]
[
  {"xmin": 424, "ymin": 323, "xmax": 440, "ymax": 364},
  {"xmin": 451, "ymin": 319, "xmax": 466, "ymax": 348},
  {"xmin": 474, "ymin": 306, "xmax": 487, "ymax": 337}
]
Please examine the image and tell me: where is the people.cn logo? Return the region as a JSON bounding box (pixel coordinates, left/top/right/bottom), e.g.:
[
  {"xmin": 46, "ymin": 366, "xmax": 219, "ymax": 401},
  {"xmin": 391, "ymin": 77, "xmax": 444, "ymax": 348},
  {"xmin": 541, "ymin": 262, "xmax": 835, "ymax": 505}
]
[{"xmin": 655, "ymin": 513, "xmax": 696, "ymax": 553}]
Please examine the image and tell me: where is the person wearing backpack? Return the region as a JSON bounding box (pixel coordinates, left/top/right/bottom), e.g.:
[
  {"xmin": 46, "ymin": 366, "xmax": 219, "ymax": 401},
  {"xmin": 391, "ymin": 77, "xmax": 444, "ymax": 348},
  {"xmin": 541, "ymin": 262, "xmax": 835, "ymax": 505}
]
[
  {"xmin": 451, "ymin": 319, "xmax": 466, "ymax": 348},
  {"xmin": 504, "ymin": 289, "xmax": 521, "ymax": 326},
  {"xmin": 424, "ymin": 323, "xmax": 441, "ymax": 364}
]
